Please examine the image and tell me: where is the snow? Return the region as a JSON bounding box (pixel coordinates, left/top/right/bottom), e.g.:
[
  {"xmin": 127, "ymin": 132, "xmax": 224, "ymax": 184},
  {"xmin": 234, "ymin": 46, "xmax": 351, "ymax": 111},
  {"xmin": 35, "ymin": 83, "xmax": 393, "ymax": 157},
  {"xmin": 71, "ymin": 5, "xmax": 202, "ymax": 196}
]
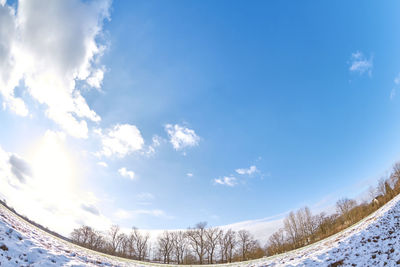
[{"xmin": 2, "ymin": 194, "xmax": 400, "ymax": 266}]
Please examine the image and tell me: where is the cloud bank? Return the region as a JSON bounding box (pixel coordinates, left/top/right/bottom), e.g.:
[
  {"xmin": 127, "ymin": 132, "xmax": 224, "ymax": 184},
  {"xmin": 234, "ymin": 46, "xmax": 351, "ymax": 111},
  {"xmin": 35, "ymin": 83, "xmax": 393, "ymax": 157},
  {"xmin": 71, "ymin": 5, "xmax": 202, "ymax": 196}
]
[{"xmin": 0, "ymin": 0, "xmax": 111, "ymax": 138}]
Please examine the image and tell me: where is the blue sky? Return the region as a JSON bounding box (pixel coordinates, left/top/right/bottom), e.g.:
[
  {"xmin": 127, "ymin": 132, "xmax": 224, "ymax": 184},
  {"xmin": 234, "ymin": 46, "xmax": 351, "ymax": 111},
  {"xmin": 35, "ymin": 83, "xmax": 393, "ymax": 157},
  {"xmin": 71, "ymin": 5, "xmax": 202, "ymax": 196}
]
[{"xmin": 1, "ymin": 0, "xmax": 400, "ymax": 235}]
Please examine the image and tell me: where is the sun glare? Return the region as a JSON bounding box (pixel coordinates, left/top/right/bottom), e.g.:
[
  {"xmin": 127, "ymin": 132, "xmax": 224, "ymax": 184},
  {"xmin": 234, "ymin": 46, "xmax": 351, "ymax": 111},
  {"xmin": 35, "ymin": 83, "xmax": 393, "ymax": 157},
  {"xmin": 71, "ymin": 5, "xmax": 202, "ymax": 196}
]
[{"xmin": 29, "ymin": 131, "xmax": 77, "ymax": 199}]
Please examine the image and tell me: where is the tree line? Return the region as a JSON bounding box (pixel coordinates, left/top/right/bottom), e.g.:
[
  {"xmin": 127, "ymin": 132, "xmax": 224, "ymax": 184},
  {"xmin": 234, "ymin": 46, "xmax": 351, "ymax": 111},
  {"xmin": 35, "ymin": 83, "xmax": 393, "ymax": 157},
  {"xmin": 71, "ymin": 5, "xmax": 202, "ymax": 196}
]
[
  {"xmin": 71, "ymin": 162, "xmax": 400, "ymax": 264},
  {"xmin": 266, "ymin": 162, "xmax": 400, "ymax": 256},
  {"xmin": 70, "ymin": 222, "xmax": 264, "ymax": 264}
]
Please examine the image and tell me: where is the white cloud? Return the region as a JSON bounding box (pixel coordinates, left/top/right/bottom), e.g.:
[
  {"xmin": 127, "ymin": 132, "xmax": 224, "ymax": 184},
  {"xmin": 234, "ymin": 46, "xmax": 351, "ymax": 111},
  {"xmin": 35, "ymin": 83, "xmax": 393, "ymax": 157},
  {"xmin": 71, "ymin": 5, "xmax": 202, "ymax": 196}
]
[
  {"xmin": 0, "ymin": 0, "xmax": 111, "ymax": 138},
  {"xmin": 165, "ymin": 124, "xmax": 200, "ymax": 151},
  {"xmin": 214, "ymin": 176, "xmax": 237, "ymax": 187},
  {"xmin": 118, "ymin": 167, "xmax": 135, "ymax": 180},
  {"xmin": 96, "ymin": 124, "xmax": 144, "ymax": 158},
  {"xmin": 187, "ymin": 173, "xmax": 193, "ymax": 177},
  {"xmin": 236, "ymin": 165, "xmax": 258, "ymax": 175},
  {"xmin": 97, "ymin": 161, "xmax": 108, "ymax": 167},
  {"xmin": 349, "ymin": 51, "xmax": 373, "ymax": 76}
]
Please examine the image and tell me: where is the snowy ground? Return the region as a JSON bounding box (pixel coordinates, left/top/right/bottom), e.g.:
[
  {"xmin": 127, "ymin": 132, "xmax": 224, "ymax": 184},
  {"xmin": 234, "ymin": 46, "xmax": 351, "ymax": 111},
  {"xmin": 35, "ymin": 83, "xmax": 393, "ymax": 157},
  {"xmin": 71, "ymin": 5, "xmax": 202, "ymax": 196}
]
[{"xmin": 2, "ymin": 194, "xmax": 400, "ymax": 266}]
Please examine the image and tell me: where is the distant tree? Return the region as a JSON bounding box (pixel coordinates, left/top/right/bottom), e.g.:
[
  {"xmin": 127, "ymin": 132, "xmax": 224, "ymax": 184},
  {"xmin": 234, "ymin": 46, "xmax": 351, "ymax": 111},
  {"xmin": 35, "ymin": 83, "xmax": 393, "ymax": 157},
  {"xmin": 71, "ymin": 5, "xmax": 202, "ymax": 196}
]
[
  {"xmin": 267, "ymin": 229, "xmax": 285, "ymax": 255},
  {"xmin": 336, "ymin": 198, "xmax": 357, "ymax": 223},
  {"xmin": 187, "ymin": 222, "xmax": 208, "ymax": 264},
  {"xmin": 118, "ymin": 233, "xmax": 129, "ymax": 256},
  {"xmin": 385, "ymin": 181, "xmax": 394, "ymax": 199},
  {"xmin": 156, "ymin": 231, "xmax": 174, "ymax": 263},
  {"xmin": 283, "ymin": 211, "xmax": 300, "ymax": 248},
  {"xmin": 171, "ymin": 231, "xmax": 188, "ymax": 264},
  {"xmin": 219, "ymin": 229, "xmax": 236, "ymax": 263},
  {"xmin": 70, "ymin": 225, "xmax": 103, "ymax": 250},
  {"xmin": 108, "ymin": 225, "xmax": 125, "ymax": 255},
  {"xmin": 237, "ymin": 230, "xmax": 257, "ymax": 261},
  {"xmin": 205, "ymin": 227, "xmax": 222, "ymax": 263},
  {"xmin": 368, "ymin": 185, "xmax": 377, "ymax": 202},
  {"xmin": 129, "ymin": 227, "xmax": 150, "ymax": 260},
  {"xmin": 295, "ymin": 207, "xmax": 315, "ymax": 244},
  {"xmin": 377, "ymin": 177, "xmax": 387, "ymax": 197},
  {"xmin": 391, "ymin": 162, "xmax": 400, "ymax": 191}
]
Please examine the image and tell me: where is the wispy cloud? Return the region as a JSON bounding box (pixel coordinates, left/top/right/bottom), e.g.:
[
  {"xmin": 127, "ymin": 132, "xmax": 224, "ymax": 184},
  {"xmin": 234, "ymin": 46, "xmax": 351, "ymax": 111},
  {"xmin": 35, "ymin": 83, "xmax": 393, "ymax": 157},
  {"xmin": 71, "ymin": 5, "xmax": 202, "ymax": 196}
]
[
  {"xmin": 214, "ymin": 176, "xmax": 237, "ymax": 187},
  {"xmin": 216, "ymin": 165, "xmax": 260, "ymax": 187},
  {"xmin": 187, "ymin": 173, "xmax": 194, "ymax": 177},
  {"xmin": 118, "ymin": 167, "xmax": 135, "ymax": 180},
  {"xmin": 165, "ymin": 124, "xmax": 200, "ymax": 151},
  {"xmin": 145, "ymin": 135, "xmax": 163, "ymax": 156},
  {"xmin": 349, "ymin": 51, "xmax": 373, "ymax": 76},
  {"xmin": 95, "ymin": 124, "xmax": 144, "ymax": 158},
  {"xmin": 97, "ymin": 161, "xmax": 108, "ymax": 167},
  {"xmin": 236, "ymin": 165, "xmax": 258, "ymax": 175}
]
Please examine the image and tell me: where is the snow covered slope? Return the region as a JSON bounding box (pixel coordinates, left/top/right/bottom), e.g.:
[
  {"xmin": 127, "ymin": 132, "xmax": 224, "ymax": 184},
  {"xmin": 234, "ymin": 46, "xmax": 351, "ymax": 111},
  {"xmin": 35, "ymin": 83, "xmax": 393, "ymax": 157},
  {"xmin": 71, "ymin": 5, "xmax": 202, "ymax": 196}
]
[{"xmin": 2, "ymin": 194, "xmax": 400, "ymax": 266}]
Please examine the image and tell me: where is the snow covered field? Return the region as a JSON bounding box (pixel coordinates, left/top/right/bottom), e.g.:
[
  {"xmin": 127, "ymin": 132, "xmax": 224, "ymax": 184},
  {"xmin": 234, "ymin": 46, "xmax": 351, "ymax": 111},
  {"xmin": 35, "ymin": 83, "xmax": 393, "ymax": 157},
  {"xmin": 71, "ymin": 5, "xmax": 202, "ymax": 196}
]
[{"xmin": 2, "ymin": 194, "xmax": 400, "ymax": 266}]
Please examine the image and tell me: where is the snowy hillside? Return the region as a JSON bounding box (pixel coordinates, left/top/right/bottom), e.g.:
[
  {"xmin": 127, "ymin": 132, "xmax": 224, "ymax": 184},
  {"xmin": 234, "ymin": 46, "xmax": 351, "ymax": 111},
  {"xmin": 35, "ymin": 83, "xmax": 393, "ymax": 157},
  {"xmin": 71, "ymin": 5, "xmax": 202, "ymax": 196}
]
[{"xmin": 2, "ymin": 194, "xmax": 400, "ymax": 266}]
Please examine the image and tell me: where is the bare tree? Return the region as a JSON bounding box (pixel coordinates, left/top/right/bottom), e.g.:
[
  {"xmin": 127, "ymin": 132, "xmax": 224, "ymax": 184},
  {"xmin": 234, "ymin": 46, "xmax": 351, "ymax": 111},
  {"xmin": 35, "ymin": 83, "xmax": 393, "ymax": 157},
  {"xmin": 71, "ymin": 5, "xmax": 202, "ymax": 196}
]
[
  {"xmin": 107, "ymin": 225, "xmax": 125, "ymax": 255},
  {"xmin": 219, "ymin": 229, "xmax": 236, "ymax": 263},
  {"xmin": 377, "ymin": 177, "xmax": 387, "ymax": 197},
  {"xmin": 283, "ymin": 211, "xmax": 299, "ymax": 247},
  {"xmin": 237, "ymin": 230, "xmax": 257, "ymax": 261},
  {"xmin": 385, "ymin": 180, "xmax": 394, "ymax": 199},
  {"xmin": 267, "ymin": 229, "xmax": 285, "ymax": 255},
  {"xmin": 336, "ymin": 198, "xmax": 357, "ymax": 223},
  {"xmin": 71, "ymin": 225, "xmax": 103, "ymax": 250},
  {"xmin": 205, "ymin": 227, "xmax": 222, "ymax": 263},
  {"xmin": 129, "ymin": 227, "xmax": 150, "ymax": 260},
  {"xmin": 368, "ymin": 185, "xmax": 377, "ymax": 201},
  {"xmin": 70, "ymin": 226, "xmax": 89, "ymax": 245},
  {"xmin": 171, "ymin": 231, "xmax": 188, "ymax": 264},
  {"xmin": 156, "ymin": 231, "xmax": 174, "ymax": 263},
  {"xmin": 391, "ymin": 162, "xmax": 400, "ymax": 191},
  {"xmin": 118, "ymin": 233, "xmax": 129, "ymax": 256},
  {"xmin": 298, "ymin": 207, "xmax": 316, "ymax": 243},
  {"xmin": 187, "ymin": 222, "xmax": 208, "ymax": 264}
]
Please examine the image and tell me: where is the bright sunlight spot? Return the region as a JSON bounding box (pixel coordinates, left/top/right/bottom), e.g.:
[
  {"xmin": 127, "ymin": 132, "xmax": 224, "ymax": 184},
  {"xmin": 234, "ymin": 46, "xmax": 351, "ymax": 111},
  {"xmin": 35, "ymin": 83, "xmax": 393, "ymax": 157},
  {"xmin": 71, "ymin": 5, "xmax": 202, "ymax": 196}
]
[{"xmin": 29, "ymin": 131, "xmax": 77, "ymax": 200}]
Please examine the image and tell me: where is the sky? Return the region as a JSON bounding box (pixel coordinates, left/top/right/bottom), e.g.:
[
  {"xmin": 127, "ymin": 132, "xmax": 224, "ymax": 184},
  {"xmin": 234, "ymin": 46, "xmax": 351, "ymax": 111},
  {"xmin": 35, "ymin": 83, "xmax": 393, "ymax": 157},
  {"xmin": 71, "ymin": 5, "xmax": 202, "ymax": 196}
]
[{"xmin": 1, "ymin": 0, "xmax": 400, "ymax": 238}]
